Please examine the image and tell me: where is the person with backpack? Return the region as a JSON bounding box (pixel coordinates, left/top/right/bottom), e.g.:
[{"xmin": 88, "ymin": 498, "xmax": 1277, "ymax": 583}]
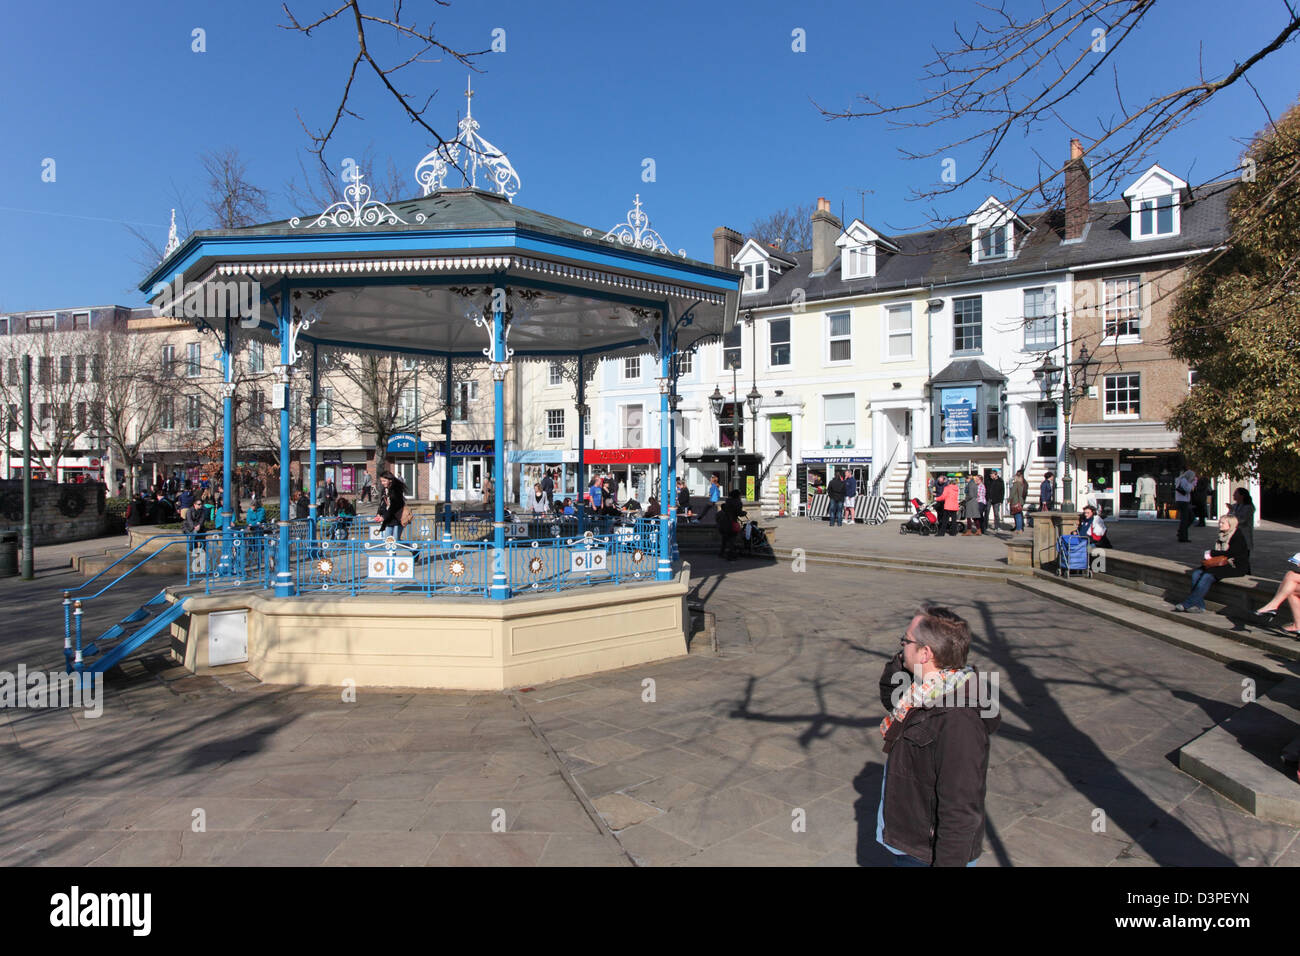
[{"xmin": 378, "ymin": 469, "xmax": 408, "ymax": 540}]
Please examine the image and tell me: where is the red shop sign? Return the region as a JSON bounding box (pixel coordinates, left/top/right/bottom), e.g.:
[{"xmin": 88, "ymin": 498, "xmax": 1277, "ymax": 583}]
[{"xmin": 582, "ymin": 448, "xmax": 661, "ymax": 465}]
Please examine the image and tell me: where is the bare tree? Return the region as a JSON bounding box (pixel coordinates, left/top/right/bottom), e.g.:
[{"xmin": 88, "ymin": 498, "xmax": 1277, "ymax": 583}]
[
  {"xmin": 202, "ymin": 148, "xmax": 272, "ymax": 229},
  {"xmin": 819, "ymin": 1, "xmax": 1300, "ymax": 229},
  {"xmin": 0, "ymin": 332, "xmax": 97, "ymax": 480},
  {"xmin": 285, "ymin": 147, "xmax": 409, "ymax": 215},
  {"xmin": 748, "ymin": 203, "xmax": 814, "ymax": 252},
  {"xmin": 279, "ymin": 0, "xmax": 488, "ymax": 170},
  {"xmin": 93, "ymin": 326, "xmax": 173, "ymax": 495}
]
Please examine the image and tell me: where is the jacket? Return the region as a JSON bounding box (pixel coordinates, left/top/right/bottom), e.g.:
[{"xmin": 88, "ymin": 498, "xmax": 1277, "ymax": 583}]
[
  {"xmin": 380, "ymin": 483, "xmax": 406, "ymax": 529},
  {"xmin": 986, "ymin": 477, "xmax": 1005, "ymax": 505},
  {"xmin": 1039, "ymin": 479, "xmax": 1054, "ymax": 505},
  {"xmin": 962, "ymin": 479, "xmax": 980, "ymax": 520},
  {"xmin": 1204, "ymin": 529, "xmax": 1250, "ymax": 581},
  {"xmin": 1008, "ymin": 477, "xmax": 1026, "ymax": 507},
  {"xmin": 827, "ymin": 477, "xmax": 846, "ymax": 502},
  {"xmin": 1174, "ymin": 471, "xmax": 1196, "ymax": 502},
  {"xmin": 877, "ymin": 653, "xmax": 1000, "ymax": 866},
  {"xmin": 939, "ymin": 483, "xmax": 960, "ymax": 512}
]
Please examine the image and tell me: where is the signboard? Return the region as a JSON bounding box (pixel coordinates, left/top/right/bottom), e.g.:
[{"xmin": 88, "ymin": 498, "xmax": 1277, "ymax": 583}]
[
  {"xmin": 582, "ymin": 448, "xmax": 660, "ymax": 465},
  {"xmin": 802, "ymin": 456, "xmax": 871, "ymax": 465},
  {"xmin": 770, "ymin": 415, "xmax": 792, "ymax": 433},
  {"xmin": 367, "ymin": 552, "xmax": 414, "ymax": 580},
  {"xmin": 778, "ymin": 474, "xmax": 788, "ymax": 515},
  {"xmin": 746, "ymin": 476, "xmax": 755, "ymax": 500},
  {"xmin": 387, "ymin": 433, "xmax": 429, "ymax": 454},
  {"xmin": 570, "ymin": 550, "xmax": 607, "ymax": 573},
  {"xmin": 941, "ymin": 387, "xmax": 976, "ymax": 444},
  {"xmin": 446, "ymin": 440, "xmax": 495, "ymax": 458}
]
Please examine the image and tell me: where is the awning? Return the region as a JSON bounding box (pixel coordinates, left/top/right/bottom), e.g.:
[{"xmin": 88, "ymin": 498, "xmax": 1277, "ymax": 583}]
[
  {"xmin": 1070, "ymin": 422, "xmax": 1179, "ymax": 451},
  {"xmin": 584, "ymin": 448, "xmax": 660, "ymax": 465}
]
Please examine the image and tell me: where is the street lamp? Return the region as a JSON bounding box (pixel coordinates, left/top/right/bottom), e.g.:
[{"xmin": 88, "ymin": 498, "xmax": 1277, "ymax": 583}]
[
  {"xmin": 746, "ymin": 384, "xmax": 762, "ymax": 496},
  {"xmin": 1034, "ymin": 316, "xmax": 1097, "ymax": 512},
  {"xmin": 708, "ymin": 383, "xmax": 741, "ymax": 492}
]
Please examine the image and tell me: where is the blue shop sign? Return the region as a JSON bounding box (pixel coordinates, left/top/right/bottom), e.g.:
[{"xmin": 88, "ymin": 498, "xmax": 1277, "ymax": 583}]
[
  {"xmin": 941, "ymin": 387, "xmax": 976, "ymax": 444},
  {"xmin": 447, "ymin": 440, "xmax": 495, "ymax": 457},
  {"xmin": 803, "ymin": 456, "xmax": 872, "ymax": 465},
  {"xmin": 387, "ymin": 433, "xmax": 428, "ymax": 454}
]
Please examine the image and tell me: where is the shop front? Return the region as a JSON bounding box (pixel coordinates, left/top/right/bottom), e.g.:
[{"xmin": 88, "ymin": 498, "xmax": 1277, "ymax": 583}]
[
  {"xmin": 1072, "ymin": 422, "xmax": 1186, "ymax": 518},
  {"xmin": 430, "ymin": 439, "xmax": 496, "ymax": 503},
  {"xmin": 796, "ymin": 454, "xmax": 871, "ymax": 510},
  {"xmin": 585, "ymin": 448, "xmax": 661, "ymax": 505}
]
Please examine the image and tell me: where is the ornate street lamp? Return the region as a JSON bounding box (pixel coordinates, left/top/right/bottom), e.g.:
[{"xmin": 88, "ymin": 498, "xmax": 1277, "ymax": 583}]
[{"xmin": 1034, "ymin": 321, "xmax": 1098, "ymax": 511}]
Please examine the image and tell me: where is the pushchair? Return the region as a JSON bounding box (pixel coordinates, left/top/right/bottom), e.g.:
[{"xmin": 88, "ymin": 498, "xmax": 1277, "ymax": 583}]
[
  {"xmin": 739, "ymin": 520, "xmax": 772, "ymax": 557},
  {"xmin": 899, "ymin": 498, "xmax": 939, "ymax": 535}
]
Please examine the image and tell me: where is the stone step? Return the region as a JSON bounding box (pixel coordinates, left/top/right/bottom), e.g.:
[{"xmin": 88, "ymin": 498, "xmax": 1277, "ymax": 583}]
[
  {"xmin": 1008, "ymin": 576, "xmax": 1295, "ymax": 679},
  {"xmin": 78, "ymin": 551, "xmax": 188, "ymax": 577},
  {"xmin": 1178, "ymin": 679, "xmax": 1300, "ymax": 826},
  {"xmin": 769, "ymin": 547, "xmax": 1023, "ymax": 580},
  {"xmin": 1032, "ymin": 568, "xmax": 1300, "ymax": 660}
]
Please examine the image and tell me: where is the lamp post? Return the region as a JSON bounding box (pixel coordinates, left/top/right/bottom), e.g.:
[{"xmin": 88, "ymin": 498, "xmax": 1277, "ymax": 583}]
[
  {"xmin": 1034, "ymin": 313, "xmax": 1096, "ymax": 512},
  {"xmin": 746, "ymin": 384, "xmax": 762, "ymax": 498}
]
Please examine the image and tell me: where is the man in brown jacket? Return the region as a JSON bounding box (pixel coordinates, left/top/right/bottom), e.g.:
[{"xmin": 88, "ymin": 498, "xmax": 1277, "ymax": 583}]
[{"xmin": 876, "ymin": 606, "xmax": 1000, "ymax": 866}]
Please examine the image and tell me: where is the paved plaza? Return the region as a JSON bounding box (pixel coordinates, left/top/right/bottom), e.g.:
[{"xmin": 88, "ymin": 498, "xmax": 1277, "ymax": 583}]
[{"xmin": 1, "ymin": 519, "xmax": 1298, "ymax": 866}]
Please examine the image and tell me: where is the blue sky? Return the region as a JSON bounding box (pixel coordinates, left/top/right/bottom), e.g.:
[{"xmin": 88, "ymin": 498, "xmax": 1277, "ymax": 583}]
[{"xmin": 1, "ymin": 0, "xmax": 1296, "ymax": 312}]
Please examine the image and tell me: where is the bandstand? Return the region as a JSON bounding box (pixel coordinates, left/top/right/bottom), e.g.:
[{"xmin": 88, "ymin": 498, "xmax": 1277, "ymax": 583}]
[{"xmin": 108, "ymin": 99, "xmax": 741, "ymax": 690}]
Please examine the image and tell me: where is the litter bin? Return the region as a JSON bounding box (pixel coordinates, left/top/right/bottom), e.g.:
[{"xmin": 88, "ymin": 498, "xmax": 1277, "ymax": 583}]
[{"xmin": 0, "ymin": 530, "xmax": 18, "ymax": 578}]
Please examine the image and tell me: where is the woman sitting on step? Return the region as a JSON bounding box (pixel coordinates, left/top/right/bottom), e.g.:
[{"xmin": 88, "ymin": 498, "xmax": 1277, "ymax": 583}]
[
  {"xmin": 1173, "ymin": 514, "xmax": 1250, "ymax": 614},
  {"xmin": 1253, "ymin": 564, "xmax": 1300, "ymax": 636}
]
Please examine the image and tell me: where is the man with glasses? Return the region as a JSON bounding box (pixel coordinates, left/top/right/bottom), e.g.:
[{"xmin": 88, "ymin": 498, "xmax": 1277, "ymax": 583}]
[{"xmin": 875, "ymin": 605, "xmax": 1000, "ymax": 866}]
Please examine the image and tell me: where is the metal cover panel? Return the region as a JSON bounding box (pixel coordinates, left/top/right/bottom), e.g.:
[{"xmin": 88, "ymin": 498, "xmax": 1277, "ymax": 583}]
[{"xmin": 209, "ymin": 609, "xmax": 249, "ymax": 666}]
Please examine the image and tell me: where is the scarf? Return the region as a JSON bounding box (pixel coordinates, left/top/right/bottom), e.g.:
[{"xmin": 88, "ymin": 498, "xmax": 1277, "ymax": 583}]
[
  {"xmin": 880, "ymin": 666, "xmax": 976, "ymax": 750},
  {"xmin": 1214, "ymin": 527, "xmax": 1232, "ymax": 551}
]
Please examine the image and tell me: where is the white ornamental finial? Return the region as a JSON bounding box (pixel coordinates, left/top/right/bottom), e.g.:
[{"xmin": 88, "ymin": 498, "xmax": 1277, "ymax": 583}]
[
  {"xmin": 163, "ymin": 208, "xmax": 181, "ymax": 259},
  {"xmin": 601, "ymin": 194, "xmax": 686, "ymax": 257},
  {"xmin": 413, "ymin": 75, "xmax": 521, "ymax": 201}
]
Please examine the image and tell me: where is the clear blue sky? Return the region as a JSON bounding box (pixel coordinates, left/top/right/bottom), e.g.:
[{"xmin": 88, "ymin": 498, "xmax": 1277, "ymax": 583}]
[{"xmin": 1, "ymin": 0, "xmax": 1296, "ymax": 311}]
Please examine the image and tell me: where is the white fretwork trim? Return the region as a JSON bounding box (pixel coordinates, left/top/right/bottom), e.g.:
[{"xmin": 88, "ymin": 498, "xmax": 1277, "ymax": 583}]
[{"xmin": 601, "ymin": 194, "xmax": 686, "ymax": 257}]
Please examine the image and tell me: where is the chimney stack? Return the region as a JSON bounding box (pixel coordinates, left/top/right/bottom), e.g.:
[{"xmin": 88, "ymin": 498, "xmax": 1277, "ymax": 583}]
[
  {"xmin": 1065, "ymin": 139, "xmax": 1091, "ymax": 241},
  {"xmin": 713, "ymin": 226, "xmax": 742, "ymax": 268},
  {"xmin": 811, "ymin": 196, "xmax": 842, "ymax": 274}
]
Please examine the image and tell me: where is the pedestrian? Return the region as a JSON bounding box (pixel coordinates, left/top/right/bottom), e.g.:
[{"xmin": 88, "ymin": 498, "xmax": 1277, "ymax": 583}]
[
  {"xmin": 876, "ymin": 605, "xmax": 1000, "ymax": 866},
  {"xmin": 987, "ymin": 469, "xmax": 1005, "ymax": 532},
  {"xmin": 292, "ymin": 490, "xmax": 309, "ymax": 521},
  {"xmin": 716, "ymin": 488, "xmax": 746, "ymax": 560},
  {"xmin": 540, "ymin": 468, "xmax": 555, "ymax": 509},
  {"xmin": 124, "ymin": 491, "xmax": 145, "ymax": 537},
  {"xmin": 843, "ymin": 472, "xmax": 858, "ymax": 524},
  {"xmin": 529, "ymin": 483, "xmax": 549, "ymax": 516},
  {"xmin": 589, "ymin": 475, "xmax": 604, "ymax": 511},
  {"xmin": 1192, "ymin": 474, "xmax": 1211, "ymax": 527},
  {"xmin": 962, "ymin": 472, "xmax": 981, "ymax": 535},
  {"xmin": 1174, "ymin": 466, "xmax": 1197, "ymax": 542},
  {"xmin": 325, "ymin": 478, "xmax": 338, "ymax": 515},
  {"xmin": 827, "ymin": 470, "xmax": 847, "ymax": 527},
  {"xmin": 377, "ymin": 469, "xmax": 408, "ymax": 539},
  {"xmin": 708, "ymin": 473, "xmax": 722, "ymax": 506},
  {"xmin": 177, "ymin": 482, "xmax": 195, "ymax": 524},
  {"xmin": 1039, "ymin": 472, "xmax": 1055, "ymax": 512},
  {"xmin": 1009, "ymin": 470, "xmax": 1028, "ymax": 534},
  {"xmin": 246, "ymin": 496, "xmax": 267, "ymax": 532},
  {"xmin": 1230, "ymin": 488, "xmax": 1256, "ymax": 554},
  {"xmin": 977, "ymin": 474, "xmax": 989, "ymax": 533},
  {"xmin": 1173, "ymin": 514, "xmax": 1250, "ymax": 613},
  {"xmin": 482, "ymin": 474, "xmax": 494, "ymax": 509},
  {"xmin": 360, "ymin": 470, "xmax": 373, "ymax": 503},
  {"xmin": 676, "ymin": 478, "xmax": 692, "ymax": 519},
  {"xmin": 605, "ymin": 472, "xmax": 619, "ymax": 506},
  {"xmin": 938, "ymin": 475, "xmax": 961, "ymax": 536},
  {"xmin": 644, "ymin": 496, "xmax": 660, "ymax": 519}
]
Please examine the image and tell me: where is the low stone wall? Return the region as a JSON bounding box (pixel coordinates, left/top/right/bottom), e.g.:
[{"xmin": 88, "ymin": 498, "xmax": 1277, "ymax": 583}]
[{"xmin": 0, "ymin": 480, "xmax": 109, "ymax": 544}]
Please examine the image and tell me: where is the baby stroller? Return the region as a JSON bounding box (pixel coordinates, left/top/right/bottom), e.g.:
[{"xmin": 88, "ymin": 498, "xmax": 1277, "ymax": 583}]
[
  {"xmin": 740, "ymin": 520, "xmax": 772, "ymax": 557},
  {"xmin": 899, "ymin": 498, "xmax": 939, "ymax": 535}
]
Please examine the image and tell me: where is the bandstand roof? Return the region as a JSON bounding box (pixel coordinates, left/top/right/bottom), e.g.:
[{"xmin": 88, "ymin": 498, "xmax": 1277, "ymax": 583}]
[{"xmin": 140, "ymin": 187, "xmax": 742, "ymax": 361}]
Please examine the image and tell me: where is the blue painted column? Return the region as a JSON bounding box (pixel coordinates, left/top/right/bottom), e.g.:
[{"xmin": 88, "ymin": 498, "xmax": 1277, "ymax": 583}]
[
  {"xmin": 308, "ymin": 343, "xmax": 319, "ymax": 539},
  {"xmin": 444, "ymin": 354, "xmax": 454, "ymax": 540},
  {"xmin": 489, "ymin": 305, "xmax": 509, "ymax": 600},
  {"xmin": 668, "ymin": 360, "xmax": 679, "ymax": 563},
  {"xmin": 657, "ymin": 318, "xmax": 672, "ymax": 581},
  {"xmin": 274, "ymin": 287, "xmax": 295, "ymax": 596},
  {"xmin": 219, "ymin": 317, "xmax": 234, "ymax": 574},
  {"xmin": 576, "ymin": 355, "xmax": 586, "ymax": 535}
]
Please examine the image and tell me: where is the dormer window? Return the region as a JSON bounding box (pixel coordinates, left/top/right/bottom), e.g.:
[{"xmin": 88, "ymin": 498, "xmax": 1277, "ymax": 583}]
[
  {"xmin": 979, "ymin": 226, "xmax": 1007, "ymax": 260},
  {"xmin": 843, "ymin": 244, "xmax": 873, "ymax": 279},
  {"xmin": 1123, "ymin": 164, "xmax": 1185, "ymax": 242},
  {"xmin": 743, "ymin": 262, "xmax": 767, "ymax": 293},
  {"xmin": 966, "ymin": 197, "xmax": 1026, "ymax": 264}
]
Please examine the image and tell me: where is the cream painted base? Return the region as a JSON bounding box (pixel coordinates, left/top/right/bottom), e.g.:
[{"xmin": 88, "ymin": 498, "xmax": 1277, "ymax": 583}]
[{"xmin": 168, "ymin": 565, "xmax": 691, "ymax": 691}]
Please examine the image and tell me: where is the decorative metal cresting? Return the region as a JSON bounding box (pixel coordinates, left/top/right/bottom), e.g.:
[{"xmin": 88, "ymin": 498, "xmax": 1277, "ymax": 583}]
[
  {"xmin": 291, "ymin": 171, "xmax": 425, "ymax": 229},
  {"xmin": 414, "ymin": 76, "xmax": 521, "ymax": 201},
  {"xmin": 162, "ymin": 209, "xmax": 181, "ymax": 259},
  {"xmin": 595, "ymin": 194, "xmax": 686, "ymax": 257},
  {"xmin": 276, "ymin": 289, "xmax": 334, "ymax": 365}
]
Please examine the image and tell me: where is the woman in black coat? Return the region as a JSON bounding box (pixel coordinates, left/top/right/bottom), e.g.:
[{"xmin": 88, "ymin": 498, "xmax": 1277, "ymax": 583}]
[
  {"xmin": 378, "ymin": 469, "xmax": 407, "ymax": 539},
  {"xmin": 1175, "ymin": 514, "xmax": 1250, "ymax": 613}
]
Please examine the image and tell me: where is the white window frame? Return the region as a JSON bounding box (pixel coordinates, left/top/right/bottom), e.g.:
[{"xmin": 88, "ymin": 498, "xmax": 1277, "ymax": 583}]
[
  {"xmin": 160, "ymin": 344, "xmax": 175, "ymax": 379},
  {"xmin": 547, "ymin": 361, "xmax": 564, "ymax": 387},
  {"xmin": 881, "ymin": 303, "xmax": 913, "ymax": 363},
  {"xmin": 722, "ymin": 324, "xmax": 743, "ymax": 371},
  {"xmin": 1131, "ymin": 193, "xmax": 1180, "ymax": 240},
  {"xmin": 743, "ymin": 262, "xmax": 767, "ymax": 294},
  {"xmin": 842, "ymin": 244, "xmax": 873, "ymax": 280},
  {"xmin": 319, "ymin": 386, "xmax": 334, "ymax": 426},
  {"xmin": 186, "ymin": 342, "xmax": 201, "ymax": 378},
  {"xmin": 621, "ymin": 403, "xmax": 644, "ymax": 448},
  {"xmin": 823, "ymin": 393, "xmax": 856, "ymax": 448},
  {"xmin": 978, "ymin": 225, "xmax": 1008, "ymax": 261},
  {"xmin": 546, "ymin": 408, "xmax": 565, "ymax": 440},
  {"xmin": 768, "ymin": 317, "xmax": 792, "ymax": 369},
  {"xmin": 623, "ymin": 356, "xmax": 641, "ymax": 381},
  {"xmin": 1023, "ymin": 287, "xmax": 1057, "ymax": 351},
  {"xmin": 400, "ymin": 387, "xmax": 417, "ymax": 426},
  {"xmin": 1102, "ymin": 276, "xmax": 1143, "ymax": 343},
  {"xmin": 454, "ymin": 380, "xmax": 477, "ymax": 421},
  {"xmin": 821, "ymin": 310, "xmax": 852, "ymax": 365},
  {"xmin": 953, "ymin": 296, "xmax": 983, "ymax": 354},
  {"xmin": 185, "ymin": 394, "xmax": 201, "ymax": 430},
  {"xmin": 1103, "ymin": 372, "xmax": 1141, "ymax": 420},
  {"xmin": 160, "ymin": 397, "xmax": 175, "ymax": 431},
  {"xmin": 675, "ymin": 350, "xmax": 693, "ymax": 377},
  {"xmin": 248, "ymin": 340, "xmax": 264, "ymax": 374}
]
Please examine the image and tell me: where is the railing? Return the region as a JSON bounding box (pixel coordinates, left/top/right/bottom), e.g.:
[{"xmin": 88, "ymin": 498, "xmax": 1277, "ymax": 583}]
[
  {"xmin": 871, "ymin": 444, "xmax": 900, "ymax": 496},
  {"xmin": 505, "ymin": 518, "xmax": 660, "ymax": 593},
  {"xmin": 293, "ymin": 537, "xmax": 494, "ymax": 597}
]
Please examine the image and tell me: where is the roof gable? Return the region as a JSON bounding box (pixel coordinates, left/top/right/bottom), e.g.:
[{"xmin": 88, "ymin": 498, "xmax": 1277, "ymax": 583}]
[{"xmin": 1123, "ymin": 164, "xmax": 1187, "ymax": 199}]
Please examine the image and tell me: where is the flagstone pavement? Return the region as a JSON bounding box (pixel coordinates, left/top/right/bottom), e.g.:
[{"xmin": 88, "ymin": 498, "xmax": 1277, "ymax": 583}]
[{"xmin": 0, "ymin": 546, "xmax": 1297, "ymax": 866}]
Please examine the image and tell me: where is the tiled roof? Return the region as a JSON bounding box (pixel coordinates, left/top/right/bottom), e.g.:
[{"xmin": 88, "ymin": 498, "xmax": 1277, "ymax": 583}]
[{"xmin": 737, "ymin": 179, "xmax": 1237, "ymax": 309}]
